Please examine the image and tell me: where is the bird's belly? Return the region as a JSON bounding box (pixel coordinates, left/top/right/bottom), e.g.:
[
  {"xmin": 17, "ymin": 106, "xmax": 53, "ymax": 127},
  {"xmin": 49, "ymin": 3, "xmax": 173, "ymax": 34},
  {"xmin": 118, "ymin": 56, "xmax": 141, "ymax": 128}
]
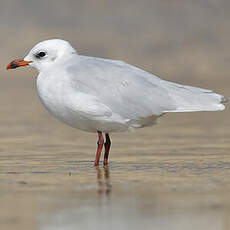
[
  {"xmin": 38, "ymin": 94, "xmax": 97, "ymax": 132},
  {"xmin": 36, "ymin": 81, "xmax": 94, "ymax": 132},
  {"xmin": 41, "ymin": 99, "xmax": 130, "ymax": 132},
  {"xmin": 36, "ymin": 83, "xmax": 129, "ymax": 133}
]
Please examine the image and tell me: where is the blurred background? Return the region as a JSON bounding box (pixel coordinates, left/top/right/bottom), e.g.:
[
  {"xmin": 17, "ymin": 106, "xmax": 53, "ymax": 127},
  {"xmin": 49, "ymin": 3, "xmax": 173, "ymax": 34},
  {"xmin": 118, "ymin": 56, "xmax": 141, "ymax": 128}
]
[{"xmin": 0, "ymin": 1, "xmax": 230, "ymax": 230}]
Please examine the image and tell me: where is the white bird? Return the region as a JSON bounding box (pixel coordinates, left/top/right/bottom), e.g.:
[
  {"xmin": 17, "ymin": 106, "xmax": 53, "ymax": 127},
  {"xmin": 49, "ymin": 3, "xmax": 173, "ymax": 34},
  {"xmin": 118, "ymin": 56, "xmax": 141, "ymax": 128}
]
[{"xmin": 6, "ymin": 39, "xmax": 227, "ymax": 165}]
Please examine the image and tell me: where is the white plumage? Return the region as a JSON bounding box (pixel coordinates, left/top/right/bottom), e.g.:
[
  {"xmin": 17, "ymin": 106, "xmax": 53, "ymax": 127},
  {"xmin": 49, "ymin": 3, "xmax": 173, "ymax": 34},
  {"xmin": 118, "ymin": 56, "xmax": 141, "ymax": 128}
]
[{"xmin": 7, "ymin": 39, "xmax": 227, "ymax": 165}]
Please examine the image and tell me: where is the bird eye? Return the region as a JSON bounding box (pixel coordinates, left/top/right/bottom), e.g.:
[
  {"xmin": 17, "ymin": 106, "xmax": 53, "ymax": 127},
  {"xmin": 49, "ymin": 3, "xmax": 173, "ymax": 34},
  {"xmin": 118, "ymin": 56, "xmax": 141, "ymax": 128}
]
[{"xmin": 35, "ymin": 51, "xmax": 46, "ymax": 59}]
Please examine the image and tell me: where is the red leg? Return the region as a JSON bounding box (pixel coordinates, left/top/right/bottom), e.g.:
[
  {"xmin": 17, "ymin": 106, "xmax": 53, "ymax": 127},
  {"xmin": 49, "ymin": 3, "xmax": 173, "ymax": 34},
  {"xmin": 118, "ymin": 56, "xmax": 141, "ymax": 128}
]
[
  {"xmin": 94, "ymin": 131, "xmax": 104, "ymax": 166},
  {"xmin": 104, "ymin": 133, "xmax": 111, "ymax": 165}
]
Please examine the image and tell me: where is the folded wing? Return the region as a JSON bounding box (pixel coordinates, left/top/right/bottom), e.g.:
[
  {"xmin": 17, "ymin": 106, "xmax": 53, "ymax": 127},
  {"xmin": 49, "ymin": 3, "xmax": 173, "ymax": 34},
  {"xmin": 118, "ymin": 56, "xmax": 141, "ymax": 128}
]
[{"xmin": 66, "ymin": 55, "xmax": 227, "ymax": 120}]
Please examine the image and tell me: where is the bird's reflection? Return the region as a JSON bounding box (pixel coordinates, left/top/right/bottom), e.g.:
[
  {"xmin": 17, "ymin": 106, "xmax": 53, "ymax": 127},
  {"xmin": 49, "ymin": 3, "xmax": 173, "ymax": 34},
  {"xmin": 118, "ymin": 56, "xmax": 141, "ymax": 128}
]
[{"xmin": 95, "ymin": 165, "xmax": 112, "ymax": 195}]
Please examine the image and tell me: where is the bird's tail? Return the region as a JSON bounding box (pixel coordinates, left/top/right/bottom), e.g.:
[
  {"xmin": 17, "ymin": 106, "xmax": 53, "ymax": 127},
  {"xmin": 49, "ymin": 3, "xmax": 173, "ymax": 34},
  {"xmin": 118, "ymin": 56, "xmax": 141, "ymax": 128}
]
[{"xmin": 162, "ymin": 82, "xmax": 228, "ymax": 113}]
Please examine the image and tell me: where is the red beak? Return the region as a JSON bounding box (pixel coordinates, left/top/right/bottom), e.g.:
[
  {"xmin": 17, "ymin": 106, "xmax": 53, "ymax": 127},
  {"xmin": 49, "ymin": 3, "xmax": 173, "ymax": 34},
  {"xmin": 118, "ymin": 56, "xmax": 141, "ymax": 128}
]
[{"xmin": 6, "ymin": 59, "xmax": 32, "ymax": 70}]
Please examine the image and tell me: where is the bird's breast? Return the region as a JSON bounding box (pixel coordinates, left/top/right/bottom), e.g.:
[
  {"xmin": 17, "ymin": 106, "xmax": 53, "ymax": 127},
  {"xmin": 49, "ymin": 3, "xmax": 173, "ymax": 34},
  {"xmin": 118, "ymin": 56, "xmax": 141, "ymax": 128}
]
[
  {"xmin": 36, "ymin": 73, "xmax": 86, "ymax": 129},
  {"xmin": 37, "ymin": 75, "xmax": 67, "ymax": 115}
]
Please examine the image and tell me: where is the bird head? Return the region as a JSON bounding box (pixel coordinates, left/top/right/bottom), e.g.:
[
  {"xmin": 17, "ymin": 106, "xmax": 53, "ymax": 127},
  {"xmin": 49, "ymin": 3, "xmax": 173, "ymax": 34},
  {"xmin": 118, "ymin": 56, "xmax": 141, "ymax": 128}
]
[{"xmin": 6, "ymin": 39, "xmax": 77, "ymax": 72}]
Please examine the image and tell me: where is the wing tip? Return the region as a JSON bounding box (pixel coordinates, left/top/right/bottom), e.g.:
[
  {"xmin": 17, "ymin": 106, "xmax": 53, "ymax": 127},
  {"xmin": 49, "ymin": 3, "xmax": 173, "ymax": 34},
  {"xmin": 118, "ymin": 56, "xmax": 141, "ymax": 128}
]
[{"xmin": 221, "ymin": 96, "xmax": 228, "ymax": 104}]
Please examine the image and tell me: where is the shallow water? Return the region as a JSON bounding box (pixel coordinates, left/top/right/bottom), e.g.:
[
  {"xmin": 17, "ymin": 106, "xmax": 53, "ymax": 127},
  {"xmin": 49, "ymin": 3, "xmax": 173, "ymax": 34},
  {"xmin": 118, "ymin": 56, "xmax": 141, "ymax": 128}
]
[{"xmin": 0, "ymin": 77, "xmax": 229, "ymax": 230}]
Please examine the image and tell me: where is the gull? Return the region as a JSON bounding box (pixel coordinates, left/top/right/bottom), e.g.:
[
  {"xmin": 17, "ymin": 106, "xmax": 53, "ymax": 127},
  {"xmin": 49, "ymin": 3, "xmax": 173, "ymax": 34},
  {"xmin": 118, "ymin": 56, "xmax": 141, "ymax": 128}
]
[{"xmin": 6, "ymin": 39, "xmax": 227, "ymax": 166}]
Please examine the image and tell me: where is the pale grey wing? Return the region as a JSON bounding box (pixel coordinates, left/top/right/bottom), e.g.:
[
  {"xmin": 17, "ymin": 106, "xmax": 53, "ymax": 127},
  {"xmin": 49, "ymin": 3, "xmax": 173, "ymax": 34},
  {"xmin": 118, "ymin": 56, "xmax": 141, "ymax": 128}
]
[
  {"xmin": 66, "ymin": 55, "xmax": 176, "ymax": 119},
  {"xmin": 66, "ymin": 55, "xmax": 226, "ymax": 119}
]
